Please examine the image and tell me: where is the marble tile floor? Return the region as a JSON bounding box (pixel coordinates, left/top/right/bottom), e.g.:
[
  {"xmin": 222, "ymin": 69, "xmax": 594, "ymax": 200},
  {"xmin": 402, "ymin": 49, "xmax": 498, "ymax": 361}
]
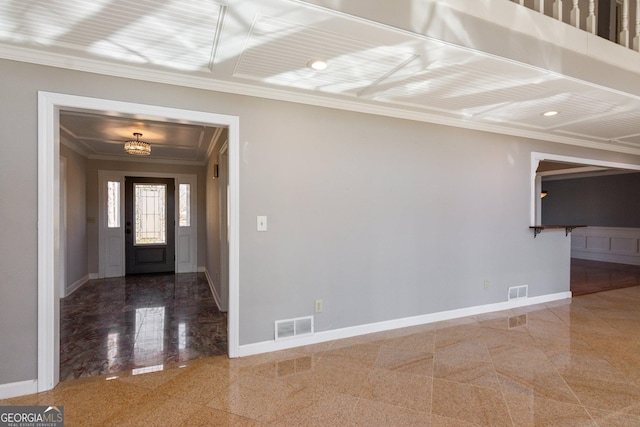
[
  {"xmin": 5, "ymin": 284, "xmax": 640, "ymax": 426},
  {"xmin": 59, "ymin": 273, "xmax": 227, "ymax": 382}
]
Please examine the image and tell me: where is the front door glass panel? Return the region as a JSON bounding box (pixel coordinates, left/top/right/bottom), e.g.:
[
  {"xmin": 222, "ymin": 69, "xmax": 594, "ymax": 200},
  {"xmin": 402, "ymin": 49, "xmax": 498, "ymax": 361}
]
[{"xmin": 134, "ymin": 183, "xmax": 167, "ymax": 245}]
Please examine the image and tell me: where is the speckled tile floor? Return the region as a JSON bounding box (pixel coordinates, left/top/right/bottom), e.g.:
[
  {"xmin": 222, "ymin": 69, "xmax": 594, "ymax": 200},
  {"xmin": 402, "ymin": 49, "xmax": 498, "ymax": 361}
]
[
  {"xmin": 59, "ymin": 273, "xmax": 227, "ymax": 382},
  {"xmin": 4, "ymin": 280, "xmax": 640, "ymax": 425}
]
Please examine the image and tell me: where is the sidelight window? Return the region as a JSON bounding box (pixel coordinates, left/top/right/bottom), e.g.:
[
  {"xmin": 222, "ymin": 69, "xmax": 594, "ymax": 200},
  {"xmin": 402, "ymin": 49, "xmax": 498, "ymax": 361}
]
[
  {"xmin": 107, "ymin": 181, "xmax": 120, "ymax": 228},
  {"xmin": 179, "ymin": 183, "xmax": 190, "ymax": 227}
]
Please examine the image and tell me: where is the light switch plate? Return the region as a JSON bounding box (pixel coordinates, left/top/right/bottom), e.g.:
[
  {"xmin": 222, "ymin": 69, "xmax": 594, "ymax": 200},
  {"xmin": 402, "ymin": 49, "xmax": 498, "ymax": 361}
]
[{"xmin": 257, "ymin": 216, "xmax": 267, "ymax": 231}]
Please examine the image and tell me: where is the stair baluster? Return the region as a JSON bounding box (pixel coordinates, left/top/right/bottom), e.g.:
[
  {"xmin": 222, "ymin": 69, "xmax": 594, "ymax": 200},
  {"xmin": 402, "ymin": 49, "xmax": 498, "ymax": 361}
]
[
  {"xmin": 620, "ymin": 0, "xmax": 630, "ymax": 47},
  {"xmin": 571, "ymin": 0, "xmax": 580, "ymax": 27},
  {"xmin": 586, "ymin": 0, "xmax": 596, "ymax": 34},
  {"xmin": 634, "ymin": 0, "xmax": 640, "ymax": 51},
  {"xmin": 553, "ymin": 0, "xmax": 563, "ymax": 21}
]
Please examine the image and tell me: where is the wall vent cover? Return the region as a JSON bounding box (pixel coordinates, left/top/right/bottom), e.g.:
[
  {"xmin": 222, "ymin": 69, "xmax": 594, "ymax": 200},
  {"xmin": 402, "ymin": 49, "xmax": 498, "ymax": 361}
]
[
  {"xmin": 275, "ymin": 316, "xmax": 314, "ymax": 341},
  {"xmin": 508, "ymin": 285, "xmax": 528, "ymax": 300}
]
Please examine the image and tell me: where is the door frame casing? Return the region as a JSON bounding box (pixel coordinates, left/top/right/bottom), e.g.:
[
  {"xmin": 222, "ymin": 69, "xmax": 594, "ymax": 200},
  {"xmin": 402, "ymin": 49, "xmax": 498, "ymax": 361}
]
[
  {"xmin": 98, "ymin": 172, "xmax": 198, "ymax": 277},
  {"xmin": 530, "ymin": 151, "xmax": 640, "ymax": 225},
  {"xmin": 38, "ymin": 91, "xmax": 240, "ymax": 392}
]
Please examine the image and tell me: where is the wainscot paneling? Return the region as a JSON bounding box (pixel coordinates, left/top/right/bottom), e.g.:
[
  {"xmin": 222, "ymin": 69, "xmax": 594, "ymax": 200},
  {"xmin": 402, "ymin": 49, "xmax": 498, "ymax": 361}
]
[{"xmin": 571, "ymin": 227, "xmax": 640, "ymax": 265}]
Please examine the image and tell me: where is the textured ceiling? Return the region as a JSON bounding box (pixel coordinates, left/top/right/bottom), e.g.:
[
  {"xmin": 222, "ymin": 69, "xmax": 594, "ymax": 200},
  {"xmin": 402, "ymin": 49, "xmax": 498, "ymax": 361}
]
[{"xmin": 2, "ymin": 0, "xmax": 640, "ymax": 162}]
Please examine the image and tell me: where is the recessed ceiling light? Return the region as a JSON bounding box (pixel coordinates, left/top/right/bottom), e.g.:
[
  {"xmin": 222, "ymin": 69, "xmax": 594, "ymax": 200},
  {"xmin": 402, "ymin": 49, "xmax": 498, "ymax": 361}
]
[
  {"xmin": 307, "ymin": 59, "xmax": 328, "ymax": 71},
  {"xmin": 542, "ymin": 110, "xmax": 559, "ymax": 117}
]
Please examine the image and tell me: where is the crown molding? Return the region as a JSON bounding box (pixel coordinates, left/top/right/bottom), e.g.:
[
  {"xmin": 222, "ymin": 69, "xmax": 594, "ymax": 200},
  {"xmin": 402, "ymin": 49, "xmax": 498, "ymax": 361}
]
[
  {"xmin": 60, "ymin": 136, "xmax": 90, "ymax": 158},
  {"xmin": 3, "ymin": 44, "xmax": 640, "ymax": 157},
  {"xmin": 87, "ymin": 154, "xmax": 205, "ymax": 166}
]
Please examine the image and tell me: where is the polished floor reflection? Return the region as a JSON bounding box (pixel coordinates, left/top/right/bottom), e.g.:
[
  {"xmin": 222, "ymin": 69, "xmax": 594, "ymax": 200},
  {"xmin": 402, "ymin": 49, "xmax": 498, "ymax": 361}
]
[
  {"xmin": 6, "ymin": 284, "xmax": 640, "ymax": 425},
  {"xmin": 59, "ymin": 273, "xmax": 227, "ymax": 382},
  {"xmin": 571, "ymin": 258, "xmax": 640, "ymax": 296}
]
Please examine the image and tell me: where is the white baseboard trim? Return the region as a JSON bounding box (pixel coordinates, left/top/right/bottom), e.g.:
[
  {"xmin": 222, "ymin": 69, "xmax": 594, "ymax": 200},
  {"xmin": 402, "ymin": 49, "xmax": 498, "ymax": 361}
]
[
  {"xmin": 204, "ymin": 268, "xmax": 223, "ymax": 312},
  {"xmin": 65, "ymin": 274, "xmax": 89, "ymax": 297},
  {"xmin": 0, "ymin": 379, "xmax": 38, "ymax": 399},
  {"xmin": 89, "ymin": 273, "xmax": 99, "ymax": 280},
  {"xmin": 197, "ymin": 266, "xmax": 206, "ymax": 273},
  {"xmin": 237, "ymin": 291, "xmax": 572, "ymax": 357}
]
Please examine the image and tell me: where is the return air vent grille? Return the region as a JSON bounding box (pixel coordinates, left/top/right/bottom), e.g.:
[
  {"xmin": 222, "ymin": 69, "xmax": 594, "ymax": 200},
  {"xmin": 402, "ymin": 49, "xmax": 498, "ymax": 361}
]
[
  {"xmin": 508, "ymin": 285, "xmax": 528, "ymax": 300},
  {"xmin": 275, "ymin": 316, "xmax": 314, "ymax": 341}
]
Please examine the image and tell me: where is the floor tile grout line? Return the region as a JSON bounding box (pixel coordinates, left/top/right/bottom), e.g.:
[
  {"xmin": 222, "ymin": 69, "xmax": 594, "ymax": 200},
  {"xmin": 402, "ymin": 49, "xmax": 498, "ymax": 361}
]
[{"xmin": 479, "ymin": 318, "xmax": 517, "ymax": 427}]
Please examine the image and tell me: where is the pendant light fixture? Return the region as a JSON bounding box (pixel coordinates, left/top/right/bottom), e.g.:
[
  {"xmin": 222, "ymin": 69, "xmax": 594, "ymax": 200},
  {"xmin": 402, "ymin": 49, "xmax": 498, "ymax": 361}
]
[{"xmin": 124, "ymin": 132, "xmax": 151, "ymax": 156}]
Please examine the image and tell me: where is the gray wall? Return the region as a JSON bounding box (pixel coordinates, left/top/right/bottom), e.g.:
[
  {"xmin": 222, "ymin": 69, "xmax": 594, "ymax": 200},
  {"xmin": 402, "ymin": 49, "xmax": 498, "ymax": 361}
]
[
  {"xmin": 60, "ymin": 144, "xmax": 88, "ymax": 289},
  {"xmin": 2, "ymin": 58, "xmax": 640, "ymax": 383},
  {"xmin": 85, "ymin": 159, "xmax": 206, "ymax": 274},
  {"xmin": 542, "ymin": 172, "xmax": 640, "ymax": 227},
  {"xmin": 206, "ymin": 145, "xmax": 222, "ymax": 308}
]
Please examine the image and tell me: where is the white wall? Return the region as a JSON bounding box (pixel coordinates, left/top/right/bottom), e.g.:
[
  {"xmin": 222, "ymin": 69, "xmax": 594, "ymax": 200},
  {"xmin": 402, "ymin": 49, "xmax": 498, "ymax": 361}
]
[{"xmin": 2, "ymin": 58, "xmax": 640, "ymax": 384}]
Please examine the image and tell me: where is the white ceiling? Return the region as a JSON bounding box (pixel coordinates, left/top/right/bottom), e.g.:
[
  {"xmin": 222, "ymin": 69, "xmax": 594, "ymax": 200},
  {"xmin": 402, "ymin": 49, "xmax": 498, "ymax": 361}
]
[
  {"xmin": 59, "ymin": 110, "xmax": 223, "ymax": 163},
  {"xmin": 3, "ymin": 0, "xmax": 640, "ymax": 162}
]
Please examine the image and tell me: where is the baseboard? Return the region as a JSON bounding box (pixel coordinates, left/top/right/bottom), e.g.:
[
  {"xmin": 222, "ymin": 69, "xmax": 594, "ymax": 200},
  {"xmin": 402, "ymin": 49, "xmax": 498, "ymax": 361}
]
[
  {"xmin": 89, "ymin": 273, "xmax": 99, "ymax": 280},
  {"xmin": 237, "ymin": 291, "xmax": 572, "ymax": 357},
  {"xmin": 65, "ymin": 274, "xmax": 89, "ymax": 297},
  {"xmin": 204, "ymin": 268, "xmax": 223, "ymax": 312},
  {"xmin": 197, "ymin": 266, "xmax": 206, "ymax": 273},
  {"xmin": 0, "ymin": 379, "xmax": 38, "ymax": 399}
]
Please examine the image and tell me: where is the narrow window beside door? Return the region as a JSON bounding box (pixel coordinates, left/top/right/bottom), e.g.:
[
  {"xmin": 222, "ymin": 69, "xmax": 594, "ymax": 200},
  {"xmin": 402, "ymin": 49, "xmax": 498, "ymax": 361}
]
[
  {"xmin": 107, "ymin": 181, "xmax": 120, "ymax": 228},
  {"xmin": 179, "ymin": 183, "xmax": 190, "ymax": 227}
]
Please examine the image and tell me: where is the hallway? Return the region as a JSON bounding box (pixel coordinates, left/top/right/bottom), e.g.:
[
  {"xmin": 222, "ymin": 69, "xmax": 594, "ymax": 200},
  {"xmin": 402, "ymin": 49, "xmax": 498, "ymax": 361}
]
[{"xmin": 60, "ymin": 273, "xmax": 226, "ymax": 381}]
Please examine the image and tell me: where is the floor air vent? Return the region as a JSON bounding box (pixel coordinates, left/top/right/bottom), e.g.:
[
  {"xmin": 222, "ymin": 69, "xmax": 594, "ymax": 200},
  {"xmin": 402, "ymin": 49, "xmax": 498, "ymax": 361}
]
[
  {"xmin": 275, "ymin": 316, "xmax": 314, "ymax": 341},
  {"xmin": 508, "ymin": 285, "xmax": 528, "ymax": 300}
]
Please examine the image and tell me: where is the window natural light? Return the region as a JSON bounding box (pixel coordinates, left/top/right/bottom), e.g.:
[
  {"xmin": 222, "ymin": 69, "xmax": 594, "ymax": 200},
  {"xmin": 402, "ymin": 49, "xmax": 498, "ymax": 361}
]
[
  {"xmin": 134, "ymin": 183, "xmax": 166, "ymax": 245},
  {"xmin": 179, "ymin": 183, "xmax": 190, "ymax": 227},
  {"xmin": 107, "ymin": 181, "xmax": 120, "ymax": 228}
]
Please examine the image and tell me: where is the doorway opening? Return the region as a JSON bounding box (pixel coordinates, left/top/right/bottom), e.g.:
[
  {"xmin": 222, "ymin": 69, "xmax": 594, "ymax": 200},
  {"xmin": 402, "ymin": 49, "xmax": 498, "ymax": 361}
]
[
  {"xmin": 531, "ymin": 152, "xmax": 640, "ymax": 296},
  {"xmin": 38, "ymin": 92, "xmax": 240, "ymax": 392}
]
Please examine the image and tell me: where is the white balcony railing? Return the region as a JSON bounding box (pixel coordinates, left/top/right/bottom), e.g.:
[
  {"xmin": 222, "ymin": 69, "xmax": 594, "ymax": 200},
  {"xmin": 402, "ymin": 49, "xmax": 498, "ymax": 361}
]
[{"xmin": 511, "ymin": 0, "xmax": 640, "ymax": 51}]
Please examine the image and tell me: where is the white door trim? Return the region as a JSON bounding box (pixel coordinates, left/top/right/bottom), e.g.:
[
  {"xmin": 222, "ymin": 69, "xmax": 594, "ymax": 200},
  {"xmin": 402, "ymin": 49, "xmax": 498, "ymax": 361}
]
[
  {"xmin": 530, "ymin": 151, "xmax": 640, "ymax": 226},
  {"xmin": 98, "ymin": 172, "xmax": 198, "ymax": 277},
  {"xmin": 38, "ymin": 91, "xmax": 240, "ymax": 393}
]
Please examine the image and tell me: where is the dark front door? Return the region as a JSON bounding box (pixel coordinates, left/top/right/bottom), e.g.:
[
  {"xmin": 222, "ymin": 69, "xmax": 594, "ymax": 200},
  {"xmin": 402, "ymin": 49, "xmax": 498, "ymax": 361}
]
[{"xmin": 125, "ymin": 177, "xmax": 175, "ymax": 275}]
